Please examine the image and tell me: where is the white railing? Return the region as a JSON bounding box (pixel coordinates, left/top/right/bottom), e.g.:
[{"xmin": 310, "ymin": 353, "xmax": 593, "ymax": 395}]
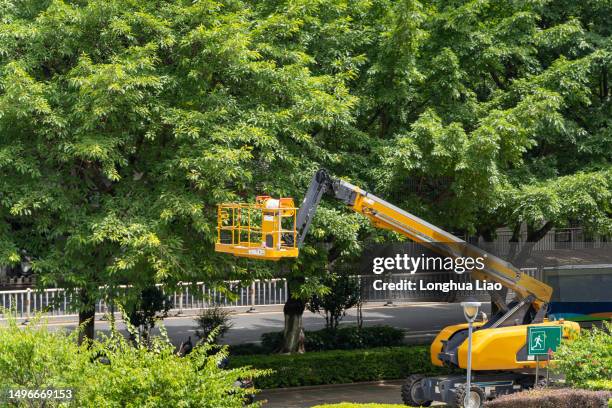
[
  {"xmin": 0, "ymin": 279, "xmax": 288, "ymax": 320},
  {"xmin": 477, "ymin": 228, "xmax": 609, "ymax": 254}
]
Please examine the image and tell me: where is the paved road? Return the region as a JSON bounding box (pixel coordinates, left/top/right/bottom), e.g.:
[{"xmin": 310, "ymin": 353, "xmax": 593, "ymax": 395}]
[
  {"xmin": 257, "ymin": 380, "xmax": 407, "ymax": 408},
  {"xmin": 39, "ymin": 302, "xmax": 490, "ymax": 347},
  {"xmin": 257, "ymin": 380, "xmax": 451, "ymax": 407}
]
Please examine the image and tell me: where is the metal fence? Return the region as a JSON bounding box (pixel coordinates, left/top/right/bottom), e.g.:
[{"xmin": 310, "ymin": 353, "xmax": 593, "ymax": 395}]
[
  {"xmin": 0, "ymin": 279, "xmax": 288, "ymax": 320},
  {"xmin": 0, "ymin": 269, "xmax": 542, "ymax": 320},
  {"xmin": 477, "ymin": 228, "xmax": 610, "ymax": 254}
]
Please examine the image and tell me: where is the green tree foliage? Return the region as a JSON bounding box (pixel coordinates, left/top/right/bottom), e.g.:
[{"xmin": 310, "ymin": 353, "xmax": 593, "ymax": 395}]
[
  {"xmin": 246, "ymin": 0, "xmax": 611, "ymax": 349},
  {"xmin": 0, "ymin": 0, "xmax": 610, "ymax": 347},
  {"xmin": 361, "ymin": 0, "xmax": 612, "ymax": 238},
  {"xmin": 0, "ymin": 314, "xmax": 265, "ymax": 407},
  {"xmin": 0, "ymin": 0, "xmax": 358, "ymax": 336}
]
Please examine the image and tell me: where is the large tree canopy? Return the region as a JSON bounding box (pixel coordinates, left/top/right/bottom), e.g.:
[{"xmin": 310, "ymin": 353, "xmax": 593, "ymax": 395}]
[
  {"xmin": 0, "ymin": 0, "xmax": 357, "ymax": 294},
  {"xmin": 359, "ymin": 0, "xmax": 611, "ymax": 238},
  {"xmin": 0, "ymin": 0, "xmax": 610, "ymax": 344}
]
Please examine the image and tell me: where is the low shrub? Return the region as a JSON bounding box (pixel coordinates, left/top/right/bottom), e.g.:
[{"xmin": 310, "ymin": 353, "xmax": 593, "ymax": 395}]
[
  {"xmin": 261, "ymin": 325, "xmax": 404, "ymax": 352},
  {"xmin": 0, "ymin": 313, "xmax": 265, "ymax": 407},
  {"xmin": 124, "ymin": 285, "xmax": 172, "ymax": 345},
  {"xmin": 484, "ymin": 388, "xmax": 612, "ymax": 408},
  {"xmin": 260, "ymin": 331, "xmax": 284, "ymax": 352},
  {"xmin": 553, "ymin": 320, "xmax": 612, "ymax": 387},
  {"xmin": 230, "ymin": 345, "xmax": 450, "ymax": 388},
  {"xmin": 307, "ymin": 272, "xmax": 361, "ymax": 329},
  {"xmin": 228, "ymin": 343, "xmax": 269, "ymax": 355},
  {"xmin": 194, "ymin": 305, "xmax": 233, "ymax": 343}
]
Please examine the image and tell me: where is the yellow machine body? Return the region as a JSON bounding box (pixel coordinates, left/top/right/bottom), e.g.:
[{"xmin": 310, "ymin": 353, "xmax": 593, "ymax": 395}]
[
  {"xmin": 431, "ymin": 319, "xmax": 580, "ymax": 371},
  {"xmin": 215, "ymin": 196, "xmax": 298, "ymax": 261}
]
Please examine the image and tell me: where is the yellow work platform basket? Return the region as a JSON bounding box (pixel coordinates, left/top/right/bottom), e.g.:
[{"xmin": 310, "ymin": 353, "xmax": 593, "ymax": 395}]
[{"xmin": 215, "ymin": 196, "xmax": 299, "ymax": 260}]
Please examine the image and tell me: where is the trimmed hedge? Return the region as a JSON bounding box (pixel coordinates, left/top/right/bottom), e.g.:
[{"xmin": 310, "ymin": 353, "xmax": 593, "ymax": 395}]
[
  {"xmin": 261, "ymin": 326, "xmax": 405, "ymax": 352},
  {"xmin": 228, "ymin": 343, "xmax": 268, "ymax": 356},
  {"xmin": 229, "ymin": 326, "xmax": 404, "ymax": 356},
  {"xmin": 230, "ymin": 346, "xmax": 450, "ymax": 389},
  {"xmin": 484, "ymin": 388, "xmax": 612, "ymax": 408}
]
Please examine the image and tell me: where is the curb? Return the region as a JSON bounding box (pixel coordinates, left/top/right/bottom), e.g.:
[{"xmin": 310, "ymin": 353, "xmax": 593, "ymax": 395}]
[{"xmin": 13, "ymin": 301, "xmax": 453, "ymax": 326}]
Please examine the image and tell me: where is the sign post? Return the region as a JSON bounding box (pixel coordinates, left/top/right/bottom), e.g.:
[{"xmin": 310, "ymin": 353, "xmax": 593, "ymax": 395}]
[
  {"xmin": 546, "ymin": 348, "xmax": 554, "ymax": 385},
  {"xmin": 527, "ymin": 326, "xmax": 562, "ymax": 387}
]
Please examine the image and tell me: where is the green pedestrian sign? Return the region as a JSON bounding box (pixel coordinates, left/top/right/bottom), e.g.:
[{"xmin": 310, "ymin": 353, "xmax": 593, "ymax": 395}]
[{"xmin": 527, "ymin": 326, "xmax": 562, "ymax": 356}]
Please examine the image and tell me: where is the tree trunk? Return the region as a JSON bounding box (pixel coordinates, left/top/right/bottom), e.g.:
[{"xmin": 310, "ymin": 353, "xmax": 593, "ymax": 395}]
[
  {"xmin": 513, "ymin": 221, "xmax": 554, "ymax": 266},
  {"xmin": 480, "ymin": 229, "xmax": 505, "ymax": 316},
  {"xmin": 507, "ymin": 223, "xmax": 522, "ymax": 262},
  {"xmin": 279, "ymin": 293, "xmax": 306, "ymax": 354},
  {"xmin": 78, "ymin": 289, "xmax": 95, "ymax": 346}
]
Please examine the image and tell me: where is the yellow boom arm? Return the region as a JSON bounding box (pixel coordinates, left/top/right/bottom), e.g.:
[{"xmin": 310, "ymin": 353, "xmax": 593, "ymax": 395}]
[{"xmin": 341, "ymin": 179, "xmax": 552, "ymax": 309}]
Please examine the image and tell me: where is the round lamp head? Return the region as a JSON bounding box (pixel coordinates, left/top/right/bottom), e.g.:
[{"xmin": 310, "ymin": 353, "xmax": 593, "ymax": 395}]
[{"xmin": 461, "ymin": 300, "xmax": 482, "ymax": 322}]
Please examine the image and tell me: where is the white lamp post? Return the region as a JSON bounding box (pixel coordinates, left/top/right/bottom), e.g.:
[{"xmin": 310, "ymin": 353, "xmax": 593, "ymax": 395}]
[{"xmin": 461, "ymin": 300, "xmax": 481, "ymax": 408}]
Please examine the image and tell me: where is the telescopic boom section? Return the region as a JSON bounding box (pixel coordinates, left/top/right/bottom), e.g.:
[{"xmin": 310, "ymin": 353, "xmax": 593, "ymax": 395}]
[{"xmin": 295, "ymin": 170, "xmax": 552, "ymax": 310}]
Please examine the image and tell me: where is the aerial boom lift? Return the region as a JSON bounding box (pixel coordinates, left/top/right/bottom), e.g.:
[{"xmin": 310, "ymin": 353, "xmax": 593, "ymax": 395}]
[{"xmin": 215, "ymin": 169, "xmax": 579, "ymax": 407}]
